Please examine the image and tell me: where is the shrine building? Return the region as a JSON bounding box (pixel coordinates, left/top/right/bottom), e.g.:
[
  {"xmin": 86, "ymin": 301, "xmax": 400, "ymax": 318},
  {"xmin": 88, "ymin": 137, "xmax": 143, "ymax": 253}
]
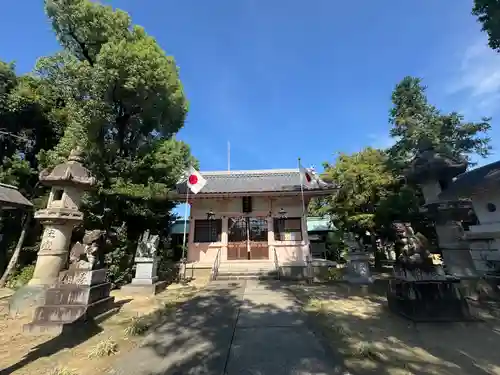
[{"xmin": 175, "ymin": 168, "xmax": 336, "ymax": 280}]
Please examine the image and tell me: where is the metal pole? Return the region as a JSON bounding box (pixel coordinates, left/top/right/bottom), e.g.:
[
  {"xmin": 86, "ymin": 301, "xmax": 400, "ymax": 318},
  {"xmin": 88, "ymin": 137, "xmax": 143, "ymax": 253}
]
[
  {"xmin": 228, "ymin": 141, "xmax": 231, "ymax": 172},
  {"xmin": 180, "ymin": 188, "xmax": 189, "ymax": 280}
]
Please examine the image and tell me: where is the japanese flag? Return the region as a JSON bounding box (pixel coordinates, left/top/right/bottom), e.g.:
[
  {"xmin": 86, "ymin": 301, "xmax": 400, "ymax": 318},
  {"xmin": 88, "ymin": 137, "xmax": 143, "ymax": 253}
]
[
  {"xmin": 186, "ymin": 166, "xmax": 207, "ymax": 194},
  {"xmin": 299, "ymin": 162, "xmax": 318, "ymax": 189}
]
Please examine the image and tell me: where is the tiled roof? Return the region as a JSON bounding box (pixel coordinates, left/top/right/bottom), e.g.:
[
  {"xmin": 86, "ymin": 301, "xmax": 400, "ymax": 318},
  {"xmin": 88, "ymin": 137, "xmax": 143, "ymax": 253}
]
[
  {"xmin": 0, "ymin": 183, "xmax": 33, "ymax": 210},
  {"xmin": 176, "ymin": 169, "xmax": 334, "ymax": 195},
  {"xmin": 438, "ymin": 160, "xmax": 500, "ymax": 200}
]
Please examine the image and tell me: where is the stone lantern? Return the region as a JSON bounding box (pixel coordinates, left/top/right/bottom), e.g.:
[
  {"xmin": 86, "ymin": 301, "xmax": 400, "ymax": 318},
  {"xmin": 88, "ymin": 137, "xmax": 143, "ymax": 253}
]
[
  {"xmin": 29, "ymin": 148, "xmax": 96, "ymax": 286},
  {"xmin": 404, "ymin": 145, "xmax": 477, "ymax": 278}
]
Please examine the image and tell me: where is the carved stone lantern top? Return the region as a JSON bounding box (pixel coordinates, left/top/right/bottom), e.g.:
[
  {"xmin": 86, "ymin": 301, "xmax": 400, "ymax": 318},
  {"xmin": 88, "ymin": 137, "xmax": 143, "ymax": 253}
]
[
  {"xmin": 39, "ymin": 148, "xmax": 96, "ymax": 189},
  {"xmin": 404, "ymin": 143, "xmax": 468, "ymax": 184}
]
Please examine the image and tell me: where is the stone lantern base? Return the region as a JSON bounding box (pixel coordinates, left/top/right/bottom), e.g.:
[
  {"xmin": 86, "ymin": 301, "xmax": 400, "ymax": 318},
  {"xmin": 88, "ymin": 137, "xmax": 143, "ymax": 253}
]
[{"xmin": 343, "ymin": 252, "xmax": 373, "ymax": 284}]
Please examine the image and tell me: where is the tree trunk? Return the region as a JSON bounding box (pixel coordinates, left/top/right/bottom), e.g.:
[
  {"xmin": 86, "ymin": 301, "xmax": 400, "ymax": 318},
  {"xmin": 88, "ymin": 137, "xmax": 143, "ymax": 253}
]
[{"xmin": 0, "ymin": 213, "xmax": 31, "ymax": 288}]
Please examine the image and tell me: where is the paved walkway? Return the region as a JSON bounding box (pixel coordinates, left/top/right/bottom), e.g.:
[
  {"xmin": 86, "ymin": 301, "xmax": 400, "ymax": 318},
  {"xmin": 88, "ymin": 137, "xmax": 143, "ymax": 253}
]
[{"xmin": 109, "ymin": 280, "xmax": 345, "ymax": 375}]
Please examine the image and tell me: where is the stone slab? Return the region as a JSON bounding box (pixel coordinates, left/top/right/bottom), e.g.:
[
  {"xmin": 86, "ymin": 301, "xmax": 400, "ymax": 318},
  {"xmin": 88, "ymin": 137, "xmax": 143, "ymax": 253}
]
[
  {"xmin": 120, "ymin": 281, "xmax": 167, "ymax": 296},
  {"xmin": 109, "ymin": 284, "xmax": 243, "ymax": 375},
  {"xmin": 108, "ymin": 280, "xmax": 343, "ymax": 375},
  {"xmin": 225, "ymin": 327, "xmax": 341, "ymax": 375}
]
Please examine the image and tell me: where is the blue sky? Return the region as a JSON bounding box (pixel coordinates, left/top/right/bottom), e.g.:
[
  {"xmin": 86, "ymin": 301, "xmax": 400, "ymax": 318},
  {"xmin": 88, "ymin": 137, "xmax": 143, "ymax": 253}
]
[{"xmin": 1, "ymin": 1, "xmax": 499, "ymax": 217}]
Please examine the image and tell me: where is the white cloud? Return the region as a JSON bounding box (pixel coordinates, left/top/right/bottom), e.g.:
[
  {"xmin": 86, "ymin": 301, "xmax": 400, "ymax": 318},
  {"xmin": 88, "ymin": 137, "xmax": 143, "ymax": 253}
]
[
  {"xmin": 446, "ymin": 37, "xmax": 500, "ymax": 115},
  {"xmin": 367, "ymin": 133, "xmax": 396, "ymax": 150}
]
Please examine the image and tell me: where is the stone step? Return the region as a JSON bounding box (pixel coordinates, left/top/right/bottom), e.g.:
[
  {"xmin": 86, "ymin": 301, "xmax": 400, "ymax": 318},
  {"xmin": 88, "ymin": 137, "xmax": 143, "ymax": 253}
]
[
  {"xmin": 44, "ymin": 282, "xmax": 112, "ymax": 305},
  {"xmin": 23, "ymin": 321, "xmax": 65, "ymax": 335},
  {"xmin": 215, "ymin": 273, "xmax": 279, "ymax": 281},
  {"xmin": 218, "ymin": 262, "xmax": 276, "ymax": 270},
  {"xmin": 33, "ymin": 304, "xmax": 88, "ymax": 323},
  {"xmin": 215, "ymin": 267, "xmax": 279, "ymax": 280}
]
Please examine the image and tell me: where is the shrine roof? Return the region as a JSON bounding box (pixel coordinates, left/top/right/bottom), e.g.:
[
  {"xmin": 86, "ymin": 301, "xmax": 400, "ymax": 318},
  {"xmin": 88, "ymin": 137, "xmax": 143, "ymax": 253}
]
[
  {"xmin": 0, "ymin": 183, "xmax": 33, "ymax": 210},
  {"xmin": 439, "ymin": 160, "xmax": 500, "ymax": 200},
  {"xmin": 176, "ymin": 168, "xmax": 336, "ymax": 196}
]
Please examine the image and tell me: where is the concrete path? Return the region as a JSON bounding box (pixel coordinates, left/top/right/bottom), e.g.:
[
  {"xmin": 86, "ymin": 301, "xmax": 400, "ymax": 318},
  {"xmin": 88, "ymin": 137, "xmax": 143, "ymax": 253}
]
[{"xmin": 109, "ymin": 280, "xmax": 345, "ymax": 375}]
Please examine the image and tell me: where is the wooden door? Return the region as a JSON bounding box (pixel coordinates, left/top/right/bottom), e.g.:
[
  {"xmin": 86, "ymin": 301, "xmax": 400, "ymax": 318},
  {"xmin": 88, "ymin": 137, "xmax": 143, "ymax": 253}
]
[
  {"xmin": 227, "ymin": 218, "xmax": 248, "ymax": 260},
  {"xmin": 248, "ymin": 218, "xmax": 269, "ymax": 260}
]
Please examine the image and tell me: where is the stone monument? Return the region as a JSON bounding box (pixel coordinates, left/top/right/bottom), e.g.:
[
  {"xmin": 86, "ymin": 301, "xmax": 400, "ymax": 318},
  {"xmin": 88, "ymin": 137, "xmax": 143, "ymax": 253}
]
[
  {"xmin": 343, "ymin": 232, "xmax": 373, "ymax": 284},
  {"xmin": 121, "ymin": 230, "xmax": 167, "ymax": 295},
  {"xmin": 29, "ymin": 148, "xmax": 96, "ymax": 285},
  {"xmin": 23, "ymin": 229, "xmax": 116, "ymax": 333}
]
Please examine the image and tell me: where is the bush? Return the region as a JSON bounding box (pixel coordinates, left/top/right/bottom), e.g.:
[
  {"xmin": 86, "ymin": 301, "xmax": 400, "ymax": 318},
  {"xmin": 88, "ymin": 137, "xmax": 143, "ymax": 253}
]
[
  {"xmin": 7, "ymin": 264, "xmax": 35, "ymax": 289},
  {"xmin": 327, "ymin": 266, "xmax": 345, "ymax": 281}
]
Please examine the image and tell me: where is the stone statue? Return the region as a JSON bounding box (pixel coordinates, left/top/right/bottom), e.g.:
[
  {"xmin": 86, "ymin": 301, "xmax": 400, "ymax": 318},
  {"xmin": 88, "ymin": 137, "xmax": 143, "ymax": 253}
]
[
  {"xmin": 135, "ymin": 230, "xmax": 160, "ymax": 259},
  {"xmin": 68, "ymin": 229, "xmax": 106, "ymax": 270},
  {"xmin": 392, "ymin": 222, "xmax": 434, "ymax": 271}
]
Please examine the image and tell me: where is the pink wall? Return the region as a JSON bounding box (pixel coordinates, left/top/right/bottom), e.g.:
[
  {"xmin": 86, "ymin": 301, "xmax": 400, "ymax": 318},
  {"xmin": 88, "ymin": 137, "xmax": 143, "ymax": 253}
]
[{"xmin": 187, "ymin": 195, "xmax": 310, "ymax": 266}]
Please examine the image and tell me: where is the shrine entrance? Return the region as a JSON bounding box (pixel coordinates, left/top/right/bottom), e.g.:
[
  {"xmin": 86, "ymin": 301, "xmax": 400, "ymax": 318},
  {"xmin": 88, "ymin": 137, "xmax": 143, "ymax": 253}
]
[{"xmin": 227, "ymin": 217, "xmax": 268, "ymax": 260}]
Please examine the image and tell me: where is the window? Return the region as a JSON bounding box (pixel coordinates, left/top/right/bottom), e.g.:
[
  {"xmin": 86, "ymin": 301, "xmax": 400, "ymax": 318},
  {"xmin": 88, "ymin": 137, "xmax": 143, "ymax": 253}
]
[
  {"xmin": 273, "ymin": 217, "xmax": 302, "ymax": 241},
  {"xmin": 53, "ymin": 189, "xmax": 64, "ymax": 201},
  {"xmin": 193, "ymin": 219, "xmax": 222, "ymax": 243},
  {"xmin": 249, "ymin": 218, "xmax": 268, "ymax": 241}
]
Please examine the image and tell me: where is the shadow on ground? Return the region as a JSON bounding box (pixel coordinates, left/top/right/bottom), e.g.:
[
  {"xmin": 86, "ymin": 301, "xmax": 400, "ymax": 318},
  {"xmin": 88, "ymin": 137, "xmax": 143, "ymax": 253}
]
[
  {"xmin": 108, "ymin": 280, "xmax": 345, "ymax": 375},
  {"xmin": 288, "ymin": 279, "xmax": 500, "ymax": 375},
  {"xmin": 1, "ymin": 298, "xmax": 132, "ymax": 375}
]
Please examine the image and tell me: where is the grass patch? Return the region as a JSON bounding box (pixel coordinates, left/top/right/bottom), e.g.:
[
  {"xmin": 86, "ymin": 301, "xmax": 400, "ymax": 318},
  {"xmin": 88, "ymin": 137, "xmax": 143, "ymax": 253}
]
[
  {"xmin": 46, "ymin": 367, "xmax": 77, "ymax": 375},
  {"xmin": 87, "ymin": 337, "xmax": 119, "ymax": 358},
  {"xmin": 124, "ymin": 314, "xmax": 153, "ymax": 336}
]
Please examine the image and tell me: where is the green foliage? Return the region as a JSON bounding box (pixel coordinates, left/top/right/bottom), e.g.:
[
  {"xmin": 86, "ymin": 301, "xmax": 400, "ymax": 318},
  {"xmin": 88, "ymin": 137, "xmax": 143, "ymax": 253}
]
[
  {"xmin": 0, "ymin": 1, "xmax": 195, "ymax": 284},
  {"xmin": 473, "ymin": 0, "xmax": 500, "ymax": 52},
  {"xmin": 321, "ymin": 148, "xmax": 396, "ymax": 232},
  {"xmin": 388, "ymin": 76, "xmax": 491, "ymax": 167},
  {"xmin": 6, "ymin": 264, "xmax": 35, "ymax": 289}
]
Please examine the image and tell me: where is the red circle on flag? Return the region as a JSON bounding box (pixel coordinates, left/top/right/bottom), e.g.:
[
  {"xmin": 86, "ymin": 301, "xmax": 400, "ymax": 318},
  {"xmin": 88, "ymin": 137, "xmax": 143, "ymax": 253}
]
[
  {"xmin": 188, "ymin": 174, "xmax": 198, "ymax": 185},
  {"xmin": 305, "ymin": 173, "xmax": 312, "ymax": 182}
]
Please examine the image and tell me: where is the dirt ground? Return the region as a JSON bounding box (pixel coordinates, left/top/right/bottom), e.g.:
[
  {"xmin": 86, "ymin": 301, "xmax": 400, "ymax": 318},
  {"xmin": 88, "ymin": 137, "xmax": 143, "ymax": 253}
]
[
  {"xmin": 289, "ymin": 281, "xmax": 500, "ymax": 375},
  {"xmin": 0, "ymin": 281, "xmax": 205, "ymax": 375}
]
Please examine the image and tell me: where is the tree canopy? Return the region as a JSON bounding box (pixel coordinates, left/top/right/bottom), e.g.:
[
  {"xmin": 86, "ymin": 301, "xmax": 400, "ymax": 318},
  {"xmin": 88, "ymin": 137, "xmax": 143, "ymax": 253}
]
[
  {"xmin": 388, "ymin": 76, "xmax": 491, "ymax": 168},
  {"xmin": 0, "ymin": 0, "xmax": 196, "ymax": 285},
  {"xmin": 473, "ymin": 0, "xmax": 500, "ymax": 52},
  {"xmin": 314, "ymin": 75, "xmax": 492, "ymax": 254}
]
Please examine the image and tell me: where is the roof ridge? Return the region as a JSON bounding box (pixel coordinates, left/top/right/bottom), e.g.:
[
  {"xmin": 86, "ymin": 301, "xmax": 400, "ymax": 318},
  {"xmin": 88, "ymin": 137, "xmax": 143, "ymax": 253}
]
[{"xmin": 201, "ymin": 168, "xmax": 299, "ymax": 175}]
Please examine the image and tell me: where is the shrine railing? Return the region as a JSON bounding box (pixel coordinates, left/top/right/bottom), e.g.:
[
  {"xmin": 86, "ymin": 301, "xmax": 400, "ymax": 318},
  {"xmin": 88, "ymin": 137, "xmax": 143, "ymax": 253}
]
[
  {"xmin": 273, "ymin": 246, "xmax": 280, "ymax": 280},
  {"xmin": 210, "ymin": 247, "xmax": 222, "ymax": 281}
]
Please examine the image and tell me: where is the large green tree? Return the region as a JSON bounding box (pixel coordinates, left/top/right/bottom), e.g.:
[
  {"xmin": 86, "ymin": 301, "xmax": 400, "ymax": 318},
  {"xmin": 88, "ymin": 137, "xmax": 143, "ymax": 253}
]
[
  {"xmin": 320, "ymin": 148, "xmax": 397, "ymax": 233},
  {"xmin": 388, "ymin": 76, "xmax": 491, "ymax": 168},
  {"xmin": 1, "ymin": 0, "xmax": 197, "ymax": 286},
  {"xmin": 473, "ymin": 0, "xmax": 500, "ymax": 51}
]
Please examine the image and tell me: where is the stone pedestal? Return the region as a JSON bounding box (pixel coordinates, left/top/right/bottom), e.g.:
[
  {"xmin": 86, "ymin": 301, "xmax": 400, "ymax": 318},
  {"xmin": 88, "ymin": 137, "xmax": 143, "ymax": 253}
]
[
  {"xmin": 344, "ymin": 252, "xmax": 373, "ymax": 284},
  {"xmin": 23, "ymin": 268, "xmax": 115, "ymax": 334},
  {"xmin": 387, "ymin": 265, "xmax": 473, "ymax": 322},
  {"xmin": 121, "ymin": 256, "xmax": 167, "ymax": 295}
]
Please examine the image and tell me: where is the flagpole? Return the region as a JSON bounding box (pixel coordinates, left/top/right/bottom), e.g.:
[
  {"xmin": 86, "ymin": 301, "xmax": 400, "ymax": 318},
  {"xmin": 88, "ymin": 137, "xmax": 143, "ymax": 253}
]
[
  {"xmin": 298, "ymin": 157, "xmax": 306, "ymax": 218},
  {"xmin": 181, "ymin": 187, "xmax": 189, "ymax": 262},
  {"xmin": 298, "ymin": 157, "xmax": 312, "ymax": 282}
]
